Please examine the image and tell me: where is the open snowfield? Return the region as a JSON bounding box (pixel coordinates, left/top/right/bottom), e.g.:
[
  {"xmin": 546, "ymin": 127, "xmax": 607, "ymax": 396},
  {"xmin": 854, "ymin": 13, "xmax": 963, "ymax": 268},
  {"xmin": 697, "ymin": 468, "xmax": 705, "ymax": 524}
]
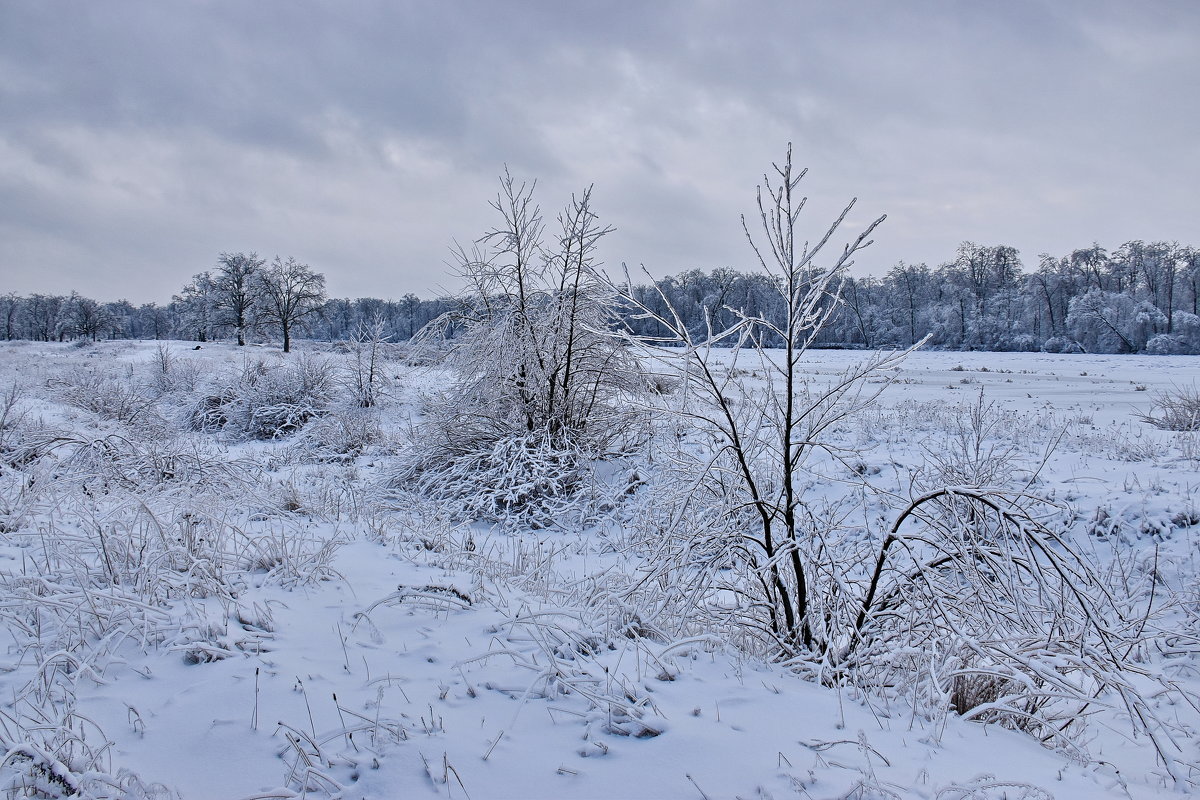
[{"xmin": 0, "ymin": 339, "xmax": 1198, "ymax": 799}]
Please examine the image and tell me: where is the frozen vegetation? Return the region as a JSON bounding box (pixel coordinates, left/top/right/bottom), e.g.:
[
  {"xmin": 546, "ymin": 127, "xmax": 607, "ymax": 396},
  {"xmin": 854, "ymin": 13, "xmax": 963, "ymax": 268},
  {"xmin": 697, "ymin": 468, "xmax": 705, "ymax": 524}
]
[
  {"xmin": 0, "ymin": 339, "xmax": 1198, "ymax": 799},
  {"xmin": 2, "ymin": 156, "xmax": 1200, "ymax": 799}
]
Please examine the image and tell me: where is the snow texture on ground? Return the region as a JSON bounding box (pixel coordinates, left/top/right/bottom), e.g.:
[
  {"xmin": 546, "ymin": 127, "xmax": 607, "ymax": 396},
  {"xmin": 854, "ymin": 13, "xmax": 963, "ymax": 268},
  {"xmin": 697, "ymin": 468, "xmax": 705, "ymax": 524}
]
[{"xmin": 0, "ymin": 340, "xmax": 1197, "ymax": 799}]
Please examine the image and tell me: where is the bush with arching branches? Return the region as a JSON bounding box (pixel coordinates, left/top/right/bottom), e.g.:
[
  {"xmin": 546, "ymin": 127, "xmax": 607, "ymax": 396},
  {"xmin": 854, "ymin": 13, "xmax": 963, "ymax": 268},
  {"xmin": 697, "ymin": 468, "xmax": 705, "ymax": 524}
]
[
  {"xmin": 612, "ymin": 143, "xmax": 899, "ymax": 657},
  {"xmin": 608, "ymin": 144, "xmax": 1195, "ymax": 782}
]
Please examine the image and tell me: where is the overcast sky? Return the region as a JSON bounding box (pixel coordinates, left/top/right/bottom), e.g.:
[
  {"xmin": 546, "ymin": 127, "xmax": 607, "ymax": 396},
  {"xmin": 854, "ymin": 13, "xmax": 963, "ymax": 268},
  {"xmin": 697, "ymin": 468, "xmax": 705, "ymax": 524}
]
[{"xmin": 2, "ymin": 1, "xmax": 1197, "ymax": 304}]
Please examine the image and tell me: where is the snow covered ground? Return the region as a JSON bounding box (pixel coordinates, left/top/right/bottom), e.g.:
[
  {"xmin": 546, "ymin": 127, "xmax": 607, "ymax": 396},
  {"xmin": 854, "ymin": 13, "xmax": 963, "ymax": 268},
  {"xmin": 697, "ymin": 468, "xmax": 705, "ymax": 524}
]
[{"xmin": 0, "ymin": 340, "xmax": 1198, "ymax": 799}]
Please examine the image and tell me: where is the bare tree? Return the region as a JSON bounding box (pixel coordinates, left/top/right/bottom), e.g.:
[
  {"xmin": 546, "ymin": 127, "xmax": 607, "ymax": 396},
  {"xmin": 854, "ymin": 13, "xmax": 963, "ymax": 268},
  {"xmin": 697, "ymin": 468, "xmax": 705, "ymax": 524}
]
[
  {"xmin": 345, "ymin": 314, "xmax": 390, "ymax": 408},
  {"xmin": 256, "ymin": 257, "xmax": 326, "ymax": 353},
  {"xmin": 70, "ymin": 293, "xmax": 112, "ymax": 342},
  {"xmin": 214, "ymin": 251, "xmax": 265, "ymax": 346}
]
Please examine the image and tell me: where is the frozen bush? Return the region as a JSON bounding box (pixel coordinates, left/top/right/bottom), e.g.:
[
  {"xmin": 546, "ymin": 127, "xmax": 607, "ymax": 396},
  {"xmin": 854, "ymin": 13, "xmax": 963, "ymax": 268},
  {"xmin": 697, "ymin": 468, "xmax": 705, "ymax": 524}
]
[
  {"xmin": 147, "ymin": 343, "xmax": 203, "ymax": 394},
  {"xmin": 1145, "ymin": 333, "xmax": 1190, "ymax": 355},
  {"xmin": 609, "ymin": 146, "xmax": 1193, "ymax": 778},
  {"xmin": 0, "ymin": 702, "xmax": 172, "ymax": 799},
  {"xmin": 1040, "ymin": 336, "xmax": 1083, "ymax": 354},
  {"xmin": 1139, "ymin": 384, "xmax": 1200, "ymax": 431},
  {"xmin": 397, "ymin": 430, "xmax": 591, "ymax": 529},
  {"xmin": 57, "ymin": 368, "xmax": 156, "ymax": 424},
  {"xmin": 341, "ymin": 316, "xmax": 391, "ymax": 408},
  {"xmin": 295, "ymin": 406, "xmax": 384, "ymax": 461},
  {"xmin": 919, "ymin": 390, "xmax": 1030, "ymax": 488},
  {"xmin": 0, "ymin": 384, "xmax": 38, "ymax": 470},
  {"xmin": 993, "ymin": 333, "xmax": 1039, "ymax": 352},
  {"xmin": 401, "ymin": 172, "xmax": 646, "ymax": 522},
  {"xmin": 188, "ymin": 355, "xmax": 336, "ymax": 440}
]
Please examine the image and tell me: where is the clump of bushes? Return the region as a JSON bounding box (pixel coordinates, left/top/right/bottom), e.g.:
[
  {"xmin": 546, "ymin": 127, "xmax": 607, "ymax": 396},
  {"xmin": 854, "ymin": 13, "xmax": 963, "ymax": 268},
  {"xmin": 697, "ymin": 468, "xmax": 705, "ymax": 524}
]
[{"xmin": 189, "ymin": 356, "xmax": 336, "ymax": 440}]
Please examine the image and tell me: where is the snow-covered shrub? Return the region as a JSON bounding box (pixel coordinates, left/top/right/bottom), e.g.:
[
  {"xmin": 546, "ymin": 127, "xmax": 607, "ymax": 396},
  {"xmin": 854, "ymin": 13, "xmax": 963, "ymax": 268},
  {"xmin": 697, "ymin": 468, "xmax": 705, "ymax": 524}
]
[
  {"xmin": 23, "ymin": 430, "xmax": 250, "ymax": 496},
  {"xmin": 843, "ymin": 491, "xmax": 1177, "ymax": 751},
  {"xmin": 995, "ymin": 332, "xmax": 1039, "ymax": 352},
  {"xmin": 340, "ymin": 317, "xmax": 391, "ymax": 408},
  {"xmin": 1040, "ymin": 335, "xmax": 1083, "ymax": 354},
  {"xmin": 611, "ymin": 144, "xmax": 903, "ymax": 659},
  {"xmin": 1139, "ymin": 384, "xmax": 1200, "ymax": 431},
  {"xmin": 233, "ymin": 524, "xmax": 343, "ymax": 587},
  {"xmin": 57, "ymin": 368, "xmax": 156, "ymax": 425},
  {"xmin": 0, "ymin": 702, "xmax": 172, "ymax": 799},
  {"xmin": 399, "ymin": 172, "xmax": 645, "ymax": 523},
  {"xmin": 1143, "ymin": 312, "xmax": 1200, "ymax": 356},
  {"xmin": 1170, "ymin": 310, "xmax": 1200, "ymax": 353},
  {"xmin": 295, "ymin": 406, "xmax": 384, "ymax": 461},
  {"xmin": 918, "ymin": 390, "xmax": 1030, "ymax": 488},
  {"xmin": 609, "ymin": 147, "xmax": 1192, "ymax": 778},
  {"xmin": 243, "ymin": 355, "xmax": 335, "ymax": 440},
  {"xmin": 399, "ymin": 430, "xmax": 592, "ymax": 529},
  {"xmin": 189, "ymin": 355, "xmax": 335, "ymax": 440},
  {"xmin": 146, "ymin": 343, "xmax": 203, "ymax": 395},
  {"xmin": 1146, "ymin": 333, "xmax": 1190, "ymax": 355},
  {"xmin": 0, "ymin": 384, "xmax": 40, "ymax": 471}
]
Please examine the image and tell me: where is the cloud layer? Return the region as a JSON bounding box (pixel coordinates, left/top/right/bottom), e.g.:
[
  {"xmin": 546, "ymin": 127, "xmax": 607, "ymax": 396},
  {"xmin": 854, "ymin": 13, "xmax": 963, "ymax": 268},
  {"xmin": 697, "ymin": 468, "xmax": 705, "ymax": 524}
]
[{"xmin": 2, "ymin": 1, "xmax": 1197, "ymax": 303}]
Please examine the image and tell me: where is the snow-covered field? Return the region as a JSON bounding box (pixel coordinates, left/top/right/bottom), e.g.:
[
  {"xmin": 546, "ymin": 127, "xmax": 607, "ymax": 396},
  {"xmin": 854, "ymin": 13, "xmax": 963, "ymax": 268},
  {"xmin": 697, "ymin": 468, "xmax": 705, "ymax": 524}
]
[{"xmin": 0, "ymin": 340, "xmax": 1198, "ymax": 799}]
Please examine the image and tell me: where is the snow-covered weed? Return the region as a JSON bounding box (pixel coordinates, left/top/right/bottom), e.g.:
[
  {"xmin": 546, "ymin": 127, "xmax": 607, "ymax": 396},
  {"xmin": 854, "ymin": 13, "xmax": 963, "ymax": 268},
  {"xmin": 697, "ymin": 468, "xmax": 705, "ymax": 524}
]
[
  {"xmin": 1109, "ymin": 424, "xmax": 1167, "ymax": 462},
  {"xmin": 1139, "ymin": 384, "xmax": 1200, "ymax": 432},
  {"xmin": 293, "ymin": 406, "xmax": 384, "ymax": 462},
  {"xmin": 392, "ymin": 430, "xmax": 606, "ymax": 529},
  {"xmin": 0, "ymin": 702, "xmax": 173, "ymax": 799},
  {"xmin": 1176, "ymin": 430, "xmax": 1200, "ymax": 462},
  {"xmin": 918, "ymin": 390, "xmax": 1040, "ymax": 488},
  {"xmin": 188, "ymin": 355, "xmax": 336, "ymax": 440},
  {"xmin": 0, "ymin": 385, "xmax": 42, "ymax": 473},
  {"xmin": 146, "ymin": 344, "xmax": 203, "ymax": 396},
  {"xmin": 236, "ymin": 523, "xmax": 344, "ymax": 587},
  {"xmin": 56, "ymin": 368, "xmax": 158, "ymax": 426}
]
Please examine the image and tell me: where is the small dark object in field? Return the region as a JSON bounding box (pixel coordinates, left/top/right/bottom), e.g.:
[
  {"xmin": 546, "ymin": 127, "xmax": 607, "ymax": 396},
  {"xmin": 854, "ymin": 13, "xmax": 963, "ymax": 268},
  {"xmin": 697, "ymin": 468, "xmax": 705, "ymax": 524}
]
[
  {"xmin": 1171, "ymin": 510, "xmax": 1200, "ymax": 528},
  {"xmin": 416, "ymin": 584, "xmax": 473, "ymax": 605},
  {"xmin": 193, "ymin": 345, "xmax": 202, "ymax": 350}
]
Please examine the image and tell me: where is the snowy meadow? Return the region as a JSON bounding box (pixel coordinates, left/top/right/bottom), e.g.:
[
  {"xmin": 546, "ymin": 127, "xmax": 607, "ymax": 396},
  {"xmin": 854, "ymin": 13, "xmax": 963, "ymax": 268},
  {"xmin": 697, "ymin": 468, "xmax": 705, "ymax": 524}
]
[{"xmin": 0, "ymin": 337, "xmax": 1198, "ymax": 799}]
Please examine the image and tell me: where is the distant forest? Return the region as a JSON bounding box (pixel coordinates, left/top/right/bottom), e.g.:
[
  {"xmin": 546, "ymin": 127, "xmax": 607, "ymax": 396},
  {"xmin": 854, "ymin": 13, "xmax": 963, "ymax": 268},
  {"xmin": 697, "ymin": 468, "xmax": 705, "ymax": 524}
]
[{"xmin": 4, "ymin": 239, "xmax": 1200, "ymax": 354}]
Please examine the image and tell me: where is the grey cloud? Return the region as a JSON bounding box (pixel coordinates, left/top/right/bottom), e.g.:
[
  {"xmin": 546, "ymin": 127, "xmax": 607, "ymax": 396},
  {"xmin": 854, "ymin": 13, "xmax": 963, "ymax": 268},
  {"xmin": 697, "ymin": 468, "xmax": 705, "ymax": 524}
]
[{"xmin": 1, "ymin": 1, "xmax": 1197, "ymax": 303}]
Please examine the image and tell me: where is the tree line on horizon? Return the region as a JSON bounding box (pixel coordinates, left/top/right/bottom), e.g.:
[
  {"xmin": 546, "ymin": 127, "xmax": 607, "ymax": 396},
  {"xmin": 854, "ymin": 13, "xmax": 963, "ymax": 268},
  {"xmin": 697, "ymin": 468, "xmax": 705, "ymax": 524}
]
[{"xmin": 2, "ymin": 239, "xmax": 1199, "ymax": 354}]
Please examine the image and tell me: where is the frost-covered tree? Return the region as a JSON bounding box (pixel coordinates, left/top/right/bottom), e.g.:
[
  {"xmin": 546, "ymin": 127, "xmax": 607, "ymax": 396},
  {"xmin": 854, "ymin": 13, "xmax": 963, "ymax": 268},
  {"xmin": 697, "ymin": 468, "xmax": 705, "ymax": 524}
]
[
  {"xmin": 885, "ymin": 261, "xmax": 934, "ymax": 346},
  {"xmin": 433, "ymin": 172, "xmax": 636, "ymax": 447},
  {"xmin": 102, "ymin": 299, "xmax": 134, "ymax": 340},
  {"xmin": 171, "ymin": 272, "xmax": 218, "ymax": 342},
  {"xmin": 133, "ymin": 302, "xmax": 171, "ymax": 340},
  {"xmin": 23, "ymin": 294, "xmax": 65, "ymax": 342},
  {"xmin": 0, "ymin": 293, "xmax": 20, "ymax": 341},
  {"xmin": 398, "ymin": 171, "xmax": 642, "ymax": 525},
  {"xmin": 614, "ymin": 144, "xmax": 900, "ymax": 655},
  {"xmin": 255, "ymin": 257, "xmax": 326, "ymax": 353},
  {"xmin": 1065, "ymin": 289, "xmax": 1160, "ymax": 353},
  {"xmin": 214, "ymin": 251, "xmax": 265, "ymax": 346}
]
